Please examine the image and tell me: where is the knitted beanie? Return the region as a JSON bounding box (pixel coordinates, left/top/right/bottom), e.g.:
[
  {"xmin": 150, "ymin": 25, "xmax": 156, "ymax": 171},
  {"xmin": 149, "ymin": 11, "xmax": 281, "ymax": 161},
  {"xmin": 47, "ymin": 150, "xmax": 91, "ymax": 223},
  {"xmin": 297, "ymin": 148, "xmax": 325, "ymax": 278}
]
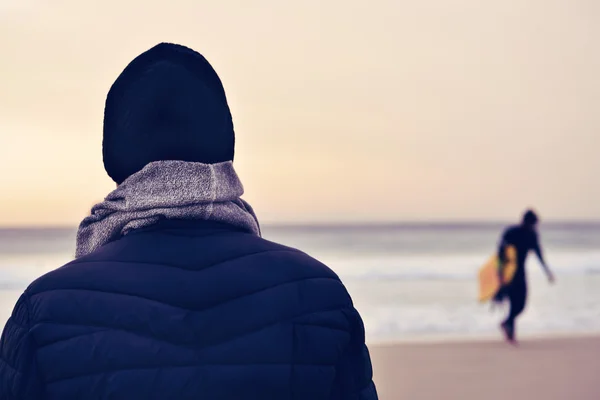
[{"xmin": 102, "ymin": 43, "xmax": 235, "ymax": 184}]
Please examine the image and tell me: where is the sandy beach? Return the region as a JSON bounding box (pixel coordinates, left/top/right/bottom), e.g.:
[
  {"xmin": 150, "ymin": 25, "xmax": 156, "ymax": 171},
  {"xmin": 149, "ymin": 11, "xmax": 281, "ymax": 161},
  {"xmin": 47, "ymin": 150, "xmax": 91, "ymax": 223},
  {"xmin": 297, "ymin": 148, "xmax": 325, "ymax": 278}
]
[{"xmin": 370, "ymin": 336, "xmax": 600, "ymax": 400}]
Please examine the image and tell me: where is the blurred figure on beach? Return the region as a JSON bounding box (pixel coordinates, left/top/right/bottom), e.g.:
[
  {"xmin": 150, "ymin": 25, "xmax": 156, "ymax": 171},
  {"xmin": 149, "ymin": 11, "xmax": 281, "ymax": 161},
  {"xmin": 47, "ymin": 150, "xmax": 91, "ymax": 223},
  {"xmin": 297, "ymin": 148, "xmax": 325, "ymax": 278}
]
[
  {"xmin": 0, "ymin": 43, "xmax": 377, "ymax": 399},
  {"xmin": 495, "ymin": 209, "xmax": 555, "ymax": 343}
]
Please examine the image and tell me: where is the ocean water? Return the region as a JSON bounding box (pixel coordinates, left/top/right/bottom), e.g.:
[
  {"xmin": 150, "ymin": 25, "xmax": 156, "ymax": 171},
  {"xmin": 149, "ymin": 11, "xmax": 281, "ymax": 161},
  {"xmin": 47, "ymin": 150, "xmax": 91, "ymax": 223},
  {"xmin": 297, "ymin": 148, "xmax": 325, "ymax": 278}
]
[{"xmin": 1, "ymin": 223, "xmax": 599, "ymax": 343}]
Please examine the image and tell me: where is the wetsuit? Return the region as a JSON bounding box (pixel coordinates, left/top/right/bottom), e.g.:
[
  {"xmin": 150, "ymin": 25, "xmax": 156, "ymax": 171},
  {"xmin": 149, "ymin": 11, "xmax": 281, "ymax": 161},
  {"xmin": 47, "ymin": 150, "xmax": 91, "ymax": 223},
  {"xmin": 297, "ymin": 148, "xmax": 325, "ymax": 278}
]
[{"xmin": 496, "ymin": 225, "xmax": 545, "ymax": 327}]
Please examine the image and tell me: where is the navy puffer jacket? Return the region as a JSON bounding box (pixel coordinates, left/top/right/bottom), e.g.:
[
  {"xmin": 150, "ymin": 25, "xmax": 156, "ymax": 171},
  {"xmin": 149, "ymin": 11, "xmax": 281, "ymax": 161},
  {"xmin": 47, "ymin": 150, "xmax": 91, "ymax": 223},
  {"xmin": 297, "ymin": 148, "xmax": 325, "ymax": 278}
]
[{"xmin": 0, "ymin": 220, "xmax": 377, "ymax": 399}]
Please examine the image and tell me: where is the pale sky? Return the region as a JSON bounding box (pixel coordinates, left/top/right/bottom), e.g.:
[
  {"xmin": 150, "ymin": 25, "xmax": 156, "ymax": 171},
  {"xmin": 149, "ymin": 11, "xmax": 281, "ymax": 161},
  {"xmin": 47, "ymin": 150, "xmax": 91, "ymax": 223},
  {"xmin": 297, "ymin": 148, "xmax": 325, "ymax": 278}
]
[{"xmin": 0, "ymin": 0, "xmax": 598, "ymax": 226}]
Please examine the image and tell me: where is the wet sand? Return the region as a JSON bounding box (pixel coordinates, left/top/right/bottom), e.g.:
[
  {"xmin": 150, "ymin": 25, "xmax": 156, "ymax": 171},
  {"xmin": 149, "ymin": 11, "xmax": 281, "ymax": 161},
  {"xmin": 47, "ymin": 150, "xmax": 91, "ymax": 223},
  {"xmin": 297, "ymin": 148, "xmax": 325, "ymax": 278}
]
[{"xmin": 370, "ymin": 336, "xmax": 600, "ymax": 400}]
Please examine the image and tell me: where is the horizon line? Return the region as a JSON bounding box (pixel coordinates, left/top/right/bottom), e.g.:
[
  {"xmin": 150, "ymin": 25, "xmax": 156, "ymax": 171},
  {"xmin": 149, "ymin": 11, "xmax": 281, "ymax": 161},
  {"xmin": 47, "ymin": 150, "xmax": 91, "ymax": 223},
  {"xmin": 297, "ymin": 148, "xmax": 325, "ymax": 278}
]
[{"xmin": 2, "ymin": 219, "xmax": 600, "ymax": 230}]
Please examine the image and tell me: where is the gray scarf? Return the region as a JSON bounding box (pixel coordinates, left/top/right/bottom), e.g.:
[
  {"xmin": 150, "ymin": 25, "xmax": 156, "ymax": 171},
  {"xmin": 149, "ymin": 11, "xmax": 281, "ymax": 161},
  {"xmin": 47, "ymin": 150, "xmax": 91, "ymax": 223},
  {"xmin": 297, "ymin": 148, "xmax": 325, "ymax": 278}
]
[{"xmin": 76, "ymin": 160, "xmax": 260, "ymax": 258}]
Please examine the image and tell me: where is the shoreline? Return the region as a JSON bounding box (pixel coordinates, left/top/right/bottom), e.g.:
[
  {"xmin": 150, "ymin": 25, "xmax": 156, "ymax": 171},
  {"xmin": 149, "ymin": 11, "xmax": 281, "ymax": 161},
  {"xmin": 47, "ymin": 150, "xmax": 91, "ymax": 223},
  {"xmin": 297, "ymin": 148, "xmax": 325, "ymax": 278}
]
[{"xmin": 367, "ymin": 329, "xmax": 600, "ymax": 346}]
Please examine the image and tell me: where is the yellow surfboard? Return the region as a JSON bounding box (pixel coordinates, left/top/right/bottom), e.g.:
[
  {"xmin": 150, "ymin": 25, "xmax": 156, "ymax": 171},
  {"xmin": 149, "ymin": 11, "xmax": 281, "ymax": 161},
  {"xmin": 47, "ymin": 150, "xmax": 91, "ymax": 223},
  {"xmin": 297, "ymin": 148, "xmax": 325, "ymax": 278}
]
[{"xmin": 478, "ymin": 245, "xmax": 517, "ymax": 302}]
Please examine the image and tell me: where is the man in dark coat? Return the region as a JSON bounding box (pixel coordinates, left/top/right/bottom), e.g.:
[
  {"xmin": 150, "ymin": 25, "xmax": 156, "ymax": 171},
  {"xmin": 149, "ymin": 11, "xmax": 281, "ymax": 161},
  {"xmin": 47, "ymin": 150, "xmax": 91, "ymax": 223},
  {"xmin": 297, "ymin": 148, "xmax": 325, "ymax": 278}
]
[{"xmin": 0, "ymin": 43, "xmax": 378, "ymax": 400}]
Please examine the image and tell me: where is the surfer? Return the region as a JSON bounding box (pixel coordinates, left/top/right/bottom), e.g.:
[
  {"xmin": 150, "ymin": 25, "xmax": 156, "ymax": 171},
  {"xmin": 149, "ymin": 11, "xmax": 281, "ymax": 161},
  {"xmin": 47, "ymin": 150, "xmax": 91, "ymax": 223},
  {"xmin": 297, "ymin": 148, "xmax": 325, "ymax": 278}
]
[{"xmin": 495, "ymin": 209, "xmax": 555, "ymax": 343}]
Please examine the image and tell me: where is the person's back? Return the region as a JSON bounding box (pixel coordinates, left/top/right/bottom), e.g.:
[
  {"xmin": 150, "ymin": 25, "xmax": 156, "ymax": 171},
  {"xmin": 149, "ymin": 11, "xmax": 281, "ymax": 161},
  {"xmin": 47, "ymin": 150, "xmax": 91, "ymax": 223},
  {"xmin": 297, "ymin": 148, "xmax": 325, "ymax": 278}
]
[
  {"xmin": 498, "ymin": 223, "xmax": 540, "ymax": 281},
  {"xmin": 0, "ymin": 43, "xmax": 377, "ymax": 399}
]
